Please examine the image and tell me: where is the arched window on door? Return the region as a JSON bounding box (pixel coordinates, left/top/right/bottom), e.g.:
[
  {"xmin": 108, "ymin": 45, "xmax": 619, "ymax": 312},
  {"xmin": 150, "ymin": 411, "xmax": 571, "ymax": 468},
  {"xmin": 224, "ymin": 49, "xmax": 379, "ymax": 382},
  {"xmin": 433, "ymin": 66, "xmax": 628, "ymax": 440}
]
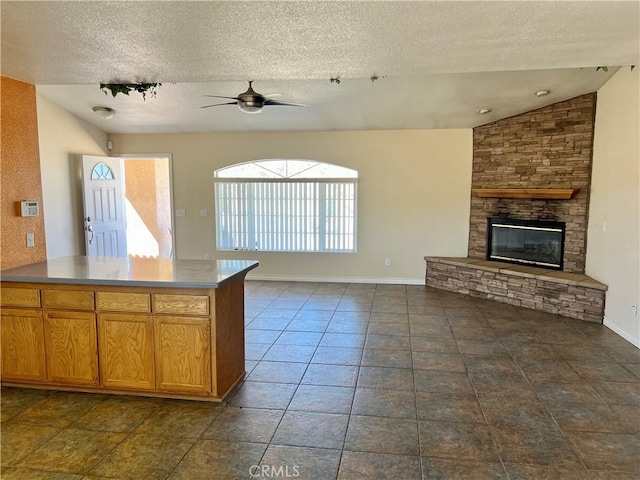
[{"xmin": 90, "ymin": 162, "xmax": 115, "ymax": 180}]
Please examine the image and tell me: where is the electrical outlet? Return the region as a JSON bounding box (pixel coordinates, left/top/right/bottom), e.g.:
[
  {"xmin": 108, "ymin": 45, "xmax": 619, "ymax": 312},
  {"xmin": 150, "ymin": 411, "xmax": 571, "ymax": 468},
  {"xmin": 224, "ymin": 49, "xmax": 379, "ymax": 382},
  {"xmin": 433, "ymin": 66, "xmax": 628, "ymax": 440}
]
[
  {"xmin": 26, "ymin": 233, "xmax": 35, "ymax": 248},
  {"xmin": 204, "ymin": 253, "xmax": 210, "ymax": 260},
  {"xmin": 633, "ymin": 304, "xmax": 638, "ymax": 315},
  {"xmin": 176, "ymin": 209, "xmax": 186, "ymax": 217},
  {"xmin": 384, "ymin": 258, "xmax": 391, "ymax": 266},
  {"xmin": 200, "ymin": 209, "xmax": 208, "ymax": 217}
]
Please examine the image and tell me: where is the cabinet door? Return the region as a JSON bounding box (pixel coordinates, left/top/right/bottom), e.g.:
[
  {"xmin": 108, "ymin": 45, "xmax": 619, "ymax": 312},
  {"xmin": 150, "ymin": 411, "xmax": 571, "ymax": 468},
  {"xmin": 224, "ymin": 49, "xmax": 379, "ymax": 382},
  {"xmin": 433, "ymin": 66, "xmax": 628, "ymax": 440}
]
[
  {"xmin": 43, "ymin": 311, "xmax": 98, "ymax": 385},
  {"xmin": 1, "ymin": 309, "xmax": 46, "ymax": 382},
  {"xmin": 155, "ymin": 316, "xmax": 211, "ymax": 394},
  {"xmin": 98, "ymin": 313, "xmax": 155, "ymax": 390}
]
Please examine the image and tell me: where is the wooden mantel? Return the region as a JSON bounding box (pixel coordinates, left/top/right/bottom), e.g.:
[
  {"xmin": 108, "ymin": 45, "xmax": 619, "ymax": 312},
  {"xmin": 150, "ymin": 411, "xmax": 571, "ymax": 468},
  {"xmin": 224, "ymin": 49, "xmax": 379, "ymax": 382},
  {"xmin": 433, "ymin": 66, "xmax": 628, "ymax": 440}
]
[{"xmin": 472, "ymin": 188, "xmax": 580, "ymax": 200}]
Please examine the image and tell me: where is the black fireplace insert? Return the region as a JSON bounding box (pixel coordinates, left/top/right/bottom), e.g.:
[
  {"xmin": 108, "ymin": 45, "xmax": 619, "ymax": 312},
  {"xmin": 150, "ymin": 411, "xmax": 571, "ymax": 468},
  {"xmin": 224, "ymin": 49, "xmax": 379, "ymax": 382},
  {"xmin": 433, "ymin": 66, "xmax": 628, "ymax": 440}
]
[{"xmin": 486, "ymin": 217, "xmax": 566, "ymax": 270}]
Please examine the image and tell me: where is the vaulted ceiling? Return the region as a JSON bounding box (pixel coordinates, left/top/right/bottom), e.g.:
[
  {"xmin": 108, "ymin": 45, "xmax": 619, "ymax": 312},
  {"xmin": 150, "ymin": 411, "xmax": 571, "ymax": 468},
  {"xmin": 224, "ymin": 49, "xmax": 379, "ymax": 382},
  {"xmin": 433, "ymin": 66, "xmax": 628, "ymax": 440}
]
[{"xmin": 2, "ymin": 1, "xmax": 638, "ymax": 133}]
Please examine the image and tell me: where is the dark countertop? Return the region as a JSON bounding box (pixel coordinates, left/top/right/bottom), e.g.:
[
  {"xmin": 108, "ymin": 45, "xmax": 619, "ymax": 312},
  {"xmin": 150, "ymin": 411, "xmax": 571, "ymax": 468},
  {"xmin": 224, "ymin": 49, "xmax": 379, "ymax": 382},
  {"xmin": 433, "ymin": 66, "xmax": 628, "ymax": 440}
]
[{"xmin": 0, "ymin": 256, "xmax": 259, "ymax": 289}]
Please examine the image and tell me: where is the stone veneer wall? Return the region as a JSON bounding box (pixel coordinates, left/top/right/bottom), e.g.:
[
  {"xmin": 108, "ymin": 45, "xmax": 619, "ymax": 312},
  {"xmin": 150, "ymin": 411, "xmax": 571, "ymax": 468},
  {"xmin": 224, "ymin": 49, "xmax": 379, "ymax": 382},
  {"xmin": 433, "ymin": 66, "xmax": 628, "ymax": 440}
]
[{"xmin": 469, "ymin": 93, "xmax": 597, "ymax": 273}]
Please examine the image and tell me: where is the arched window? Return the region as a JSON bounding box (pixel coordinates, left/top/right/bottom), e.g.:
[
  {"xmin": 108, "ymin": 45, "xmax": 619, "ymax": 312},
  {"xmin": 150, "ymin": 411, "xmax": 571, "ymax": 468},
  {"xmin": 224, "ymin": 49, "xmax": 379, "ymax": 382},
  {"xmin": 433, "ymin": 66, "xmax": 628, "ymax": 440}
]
[
  {"xmin": 214, "ymin": 159, "xmax": 358, "ymax": 252},
  {"xmin": 90, "ymin": 162, "xmax": 115, "ymax": 180}
]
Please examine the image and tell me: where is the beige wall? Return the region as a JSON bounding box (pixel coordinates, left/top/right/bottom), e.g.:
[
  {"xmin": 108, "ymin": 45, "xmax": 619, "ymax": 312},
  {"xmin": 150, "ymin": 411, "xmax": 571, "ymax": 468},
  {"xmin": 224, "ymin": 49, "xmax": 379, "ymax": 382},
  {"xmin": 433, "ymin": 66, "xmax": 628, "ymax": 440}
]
[
  {"xmin": 1, "ymin": 77, "xmax": 47, "ymax": 269},
  {"xmin": 111, "ymin": 129, "xmax": 473, "ymax": 283},
  {"xmin": 587, "ymin": 68, "xmax": 640, "ymax": 346},
  {"xmin": 36, "ymin": 94, "xmax": 108, "ymax": 258}
]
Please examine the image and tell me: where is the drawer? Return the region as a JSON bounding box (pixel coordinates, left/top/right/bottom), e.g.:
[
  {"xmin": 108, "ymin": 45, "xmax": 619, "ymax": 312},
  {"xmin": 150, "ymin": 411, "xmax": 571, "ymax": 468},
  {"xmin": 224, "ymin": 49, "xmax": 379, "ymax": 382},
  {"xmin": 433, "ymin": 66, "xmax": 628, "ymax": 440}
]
[
  {"xmin": 153, "ymin": 294, "xmax": 209, "ymax": 316},
  {"xmin": 1, "ymin": 287, "xmax": 41, "ymax": 307},
  {"xmin": 42, "ymin": 289, "xmax": 94, "ymax": 311},
  {"xmin": 96, "ymin": 292, "xmax": 151, "ymax": 313}
]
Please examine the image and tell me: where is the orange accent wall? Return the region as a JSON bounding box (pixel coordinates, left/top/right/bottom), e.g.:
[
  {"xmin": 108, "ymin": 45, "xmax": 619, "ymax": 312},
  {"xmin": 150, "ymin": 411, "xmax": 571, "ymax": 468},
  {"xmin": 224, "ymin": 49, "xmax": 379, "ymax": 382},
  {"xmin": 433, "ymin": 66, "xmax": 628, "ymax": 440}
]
[
  {"xmin": 1, "ymin": 77, "xmax": 47, "ymax": 269},
  {"xmin": 124, "ymin": 158, "xmax": 173, "ymax": 258},
  {"xmin": 125, "ymin": 159, "xmax": 160, "ymax": 241}
]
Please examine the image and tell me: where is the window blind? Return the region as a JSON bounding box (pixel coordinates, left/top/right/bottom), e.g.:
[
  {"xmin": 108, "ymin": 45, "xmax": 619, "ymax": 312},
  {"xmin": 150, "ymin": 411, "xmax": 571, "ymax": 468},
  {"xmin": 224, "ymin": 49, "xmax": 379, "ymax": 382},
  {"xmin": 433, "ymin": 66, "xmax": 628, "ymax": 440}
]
[{"xmin": 215, "ymin": 179, "xmax": 356, "ymax": 252}]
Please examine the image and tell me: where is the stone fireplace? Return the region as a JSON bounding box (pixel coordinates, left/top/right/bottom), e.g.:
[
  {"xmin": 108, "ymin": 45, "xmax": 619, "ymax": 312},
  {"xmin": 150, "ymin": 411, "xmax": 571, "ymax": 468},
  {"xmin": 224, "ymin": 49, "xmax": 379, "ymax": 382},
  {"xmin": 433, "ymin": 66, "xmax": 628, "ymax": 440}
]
[
  {"xmin": 468, "ymin": 93, "xmax": 596, "ymax": 273},
  {"xmin": 425, "ymin": 93, "xmax": 607, "ymax": 323}
]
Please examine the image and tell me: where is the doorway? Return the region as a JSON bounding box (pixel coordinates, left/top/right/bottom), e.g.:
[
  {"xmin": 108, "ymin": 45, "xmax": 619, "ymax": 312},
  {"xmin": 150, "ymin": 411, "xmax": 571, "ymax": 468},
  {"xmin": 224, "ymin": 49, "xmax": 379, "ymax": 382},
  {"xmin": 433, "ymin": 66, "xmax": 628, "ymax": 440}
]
[
  {"xmin": 81, "ymin": 154, "xmax": 174, "ymax": 258},
  {"xmin": 122, "ymin": 155, "xmax": 174, "ymax": 258}
]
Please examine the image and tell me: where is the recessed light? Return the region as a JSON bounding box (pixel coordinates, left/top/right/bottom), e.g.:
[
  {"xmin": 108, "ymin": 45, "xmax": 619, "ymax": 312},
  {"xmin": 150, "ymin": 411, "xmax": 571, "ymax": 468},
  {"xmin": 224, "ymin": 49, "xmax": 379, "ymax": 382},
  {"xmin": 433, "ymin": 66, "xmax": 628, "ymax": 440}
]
[
  {"xmin": 92, "ymin": 106, "xmax": 117, "ymax": 120},
  {"xmin": 478, "ymin": 108, "xmax": 492, "ymax": 115},
  {"xmin": 535, "ymin": 90, "xmax": 550, "ymax": 97}
]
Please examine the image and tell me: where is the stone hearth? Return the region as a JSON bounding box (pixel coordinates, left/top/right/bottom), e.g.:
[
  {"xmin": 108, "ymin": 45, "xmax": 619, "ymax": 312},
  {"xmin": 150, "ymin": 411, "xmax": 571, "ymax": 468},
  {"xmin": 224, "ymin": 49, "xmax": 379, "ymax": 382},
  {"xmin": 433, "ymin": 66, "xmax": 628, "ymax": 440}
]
[{"xmin": 424, "ymin": 257, "xmax": 607, "ymax": 323}]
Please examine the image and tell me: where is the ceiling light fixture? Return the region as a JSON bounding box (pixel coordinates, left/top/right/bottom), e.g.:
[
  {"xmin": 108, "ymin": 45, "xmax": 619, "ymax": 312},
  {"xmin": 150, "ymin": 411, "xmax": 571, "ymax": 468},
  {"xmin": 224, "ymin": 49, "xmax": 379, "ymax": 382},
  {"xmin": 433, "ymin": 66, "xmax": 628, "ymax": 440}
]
[
  {"xmin": 92, "ymin": 106, "xmax": 117, "ymax": 120},
  {"xmin": 478, "ymin": 108, "xmax": 492, "ymax": 115},
  {"xmin": 238, "ymin": 104, "xmax": 263, "ymax": 114},
  {"xmin": 202, "ymin": 81, "xmax": 304, "ymax": 113},
  {"xmin": 535, "ymin": 90, "xmax": 550, "ymax": 97}
]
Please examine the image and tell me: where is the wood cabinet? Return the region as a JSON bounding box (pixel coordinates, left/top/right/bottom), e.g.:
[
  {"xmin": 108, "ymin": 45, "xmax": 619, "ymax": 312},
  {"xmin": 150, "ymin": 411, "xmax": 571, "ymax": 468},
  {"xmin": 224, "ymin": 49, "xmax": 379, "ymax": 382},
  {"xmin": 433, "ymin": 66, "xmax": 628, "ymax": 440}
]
[
  {"xmin": 98, "ymin": 313, "xmax": 155, "ymax": 390},
  {"xmin": 1, "ymin": 278, "xmax": 246, "ymax": 401},
  {"xmin": 0, "ymin": 309, "xmax": 46, "ymax": 382},
  {"xmin": 155, "ymin": 316, "xmax": 211, "ymax": 394},
  {"xmin": 43, "ymin": 311, "xmax": 98, "ymax": 385}
]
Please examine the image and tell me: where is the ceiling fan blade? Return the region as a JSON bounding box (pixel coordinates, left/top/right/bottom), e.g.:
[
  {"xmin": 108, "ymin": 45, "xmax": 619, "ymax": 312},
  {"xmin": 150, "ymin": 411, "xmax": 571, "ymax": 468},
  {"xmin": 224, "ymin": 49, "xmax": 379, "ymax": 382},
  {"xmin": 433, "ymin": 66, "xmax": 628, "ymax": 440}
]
[
  {"xmin": 201, "ymin": 102, "xmax": 239, "ymax": 108},
  {"xmin": 203, "ymin": 95, "xmax": 239, "ymax": 100},
  {"xmin": 264, "ymin": 99, "xmax": 306, "ymax": 107},
  {"xmin": 262, "ymin": 93, "xmax": 283, "ymax": 98}
]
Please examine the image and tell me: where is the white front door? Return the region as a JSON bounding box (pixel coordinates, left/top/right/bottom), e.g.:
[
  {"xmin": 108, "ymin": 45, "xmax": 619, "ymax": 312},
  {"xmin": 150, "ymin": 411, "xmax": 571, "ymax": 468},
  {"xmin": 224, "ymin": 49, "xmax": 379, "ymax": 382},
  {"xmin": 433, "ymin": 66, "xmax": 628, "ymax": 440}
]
[{"xmin": 81, "ymin": 155, "xmax": 128, "ymax": 257}]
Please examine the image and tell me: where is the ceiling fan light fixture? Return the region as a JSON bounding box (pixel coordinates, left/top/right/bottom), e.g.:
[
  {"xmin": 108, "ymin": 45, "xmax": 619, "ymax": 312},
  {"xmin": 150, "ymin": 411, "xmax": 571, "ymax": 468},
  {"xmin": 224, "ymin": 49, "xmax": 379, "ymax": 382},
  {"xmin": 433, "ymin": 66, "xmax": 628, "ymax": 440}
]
[
  {"xmin": 202, "ymin": 81, "xmax": 303, "ymax": 113},
  {"xmin": 92, "ymin": 106, "xmax": 117, "ymax": 120},
  {"xmin": 238, "ymin": 104, "xmax": 263, "ymax": 114}
]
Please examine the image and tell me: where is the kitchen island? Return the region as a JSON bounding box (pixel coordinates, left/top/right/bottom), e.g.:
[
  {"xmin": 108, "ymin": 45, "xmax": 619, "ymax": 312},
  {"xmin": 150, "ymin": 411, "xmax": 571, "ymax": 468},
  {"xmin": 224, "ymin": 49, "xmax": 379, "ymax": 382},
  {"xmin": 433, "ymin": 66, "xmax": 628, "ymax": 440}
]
[{"xmin": 0, "ymin": 256, "xmax": 258, "ymax": 401}]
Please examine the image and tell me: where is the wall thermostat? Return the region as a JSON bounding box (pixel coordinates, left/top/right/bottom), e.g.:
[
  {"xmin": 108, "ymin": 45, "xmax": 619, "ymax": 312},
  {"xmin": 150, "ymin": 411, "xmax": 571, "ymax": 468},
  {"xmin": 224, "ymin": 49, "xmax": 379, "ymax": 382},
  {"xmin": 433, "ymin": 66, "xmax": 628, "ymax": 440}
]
[{"xmin": 20, "ymin": 200, "xmax": 39, "ymax": 217}]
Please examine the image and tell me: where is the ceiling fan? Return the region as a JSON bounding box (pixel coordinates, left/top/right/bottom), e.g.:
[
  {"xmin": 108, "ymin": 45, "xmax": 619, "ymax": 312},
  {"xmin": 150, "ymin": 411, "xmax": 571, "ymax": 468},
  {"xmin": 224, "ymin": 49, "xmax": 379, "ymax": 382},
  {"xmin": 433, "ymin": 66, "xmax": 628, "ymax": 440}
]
[{"xmin": 201, "ymin": 81, "xmax": 305, "ymax": 114}]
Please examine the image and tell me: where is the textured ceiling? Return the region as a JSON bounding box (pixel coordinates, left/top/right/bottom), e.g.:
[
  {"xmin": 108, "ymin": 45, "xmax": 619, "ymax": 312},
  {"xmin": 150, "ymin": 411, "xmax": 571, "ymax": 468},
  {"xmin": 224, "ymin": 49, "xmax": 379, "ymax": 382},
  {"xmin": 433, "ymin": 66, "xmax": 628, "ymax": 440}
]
[{"xmin": 2, "ymin": 1, "xmax": 638, "ymax": 133}]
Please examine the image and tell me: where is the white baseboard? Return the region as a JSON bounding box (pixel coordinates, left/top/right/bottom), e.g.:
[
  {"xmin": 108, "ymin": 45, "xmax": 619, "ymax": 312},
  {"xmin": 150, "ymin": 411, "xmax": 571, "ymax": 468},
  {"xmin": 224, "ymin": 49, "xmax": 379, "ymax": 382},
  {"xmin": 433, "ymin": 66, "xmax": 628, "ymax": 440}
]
[
  {"xmin": 603, "ymin": 317, "xmax": 640, "ymax": 348},
  {"xmin": 246, "ymin": 273, "xmax": 425, "ymax": 286}
]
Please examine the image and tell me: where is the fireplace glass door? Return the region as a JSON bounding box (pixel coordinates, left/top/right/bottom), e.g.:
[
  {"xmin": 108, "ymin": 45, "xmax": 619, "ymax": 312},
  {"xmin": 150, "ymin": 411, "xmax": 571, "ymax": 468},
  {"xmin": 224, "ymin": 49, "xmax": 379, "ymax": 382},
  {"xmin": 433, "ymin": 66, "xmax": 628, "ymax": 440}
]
[{"xmin": 487, "ymin": 218, "xmax": 565, "ymax": 270}]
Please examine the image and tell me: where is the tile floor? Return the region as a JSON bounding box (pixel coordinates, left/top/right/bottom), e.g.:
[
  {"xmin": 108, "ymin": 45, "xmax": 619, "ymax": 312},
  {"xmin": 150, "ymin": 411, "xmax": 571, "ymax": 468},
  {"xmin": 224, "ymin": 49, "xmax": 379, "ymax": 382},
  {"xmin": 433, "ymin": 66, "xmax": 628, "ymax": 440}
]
[{"xmin": 1, "ymin": 281, "xmax": 639, "ymax": 479}]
